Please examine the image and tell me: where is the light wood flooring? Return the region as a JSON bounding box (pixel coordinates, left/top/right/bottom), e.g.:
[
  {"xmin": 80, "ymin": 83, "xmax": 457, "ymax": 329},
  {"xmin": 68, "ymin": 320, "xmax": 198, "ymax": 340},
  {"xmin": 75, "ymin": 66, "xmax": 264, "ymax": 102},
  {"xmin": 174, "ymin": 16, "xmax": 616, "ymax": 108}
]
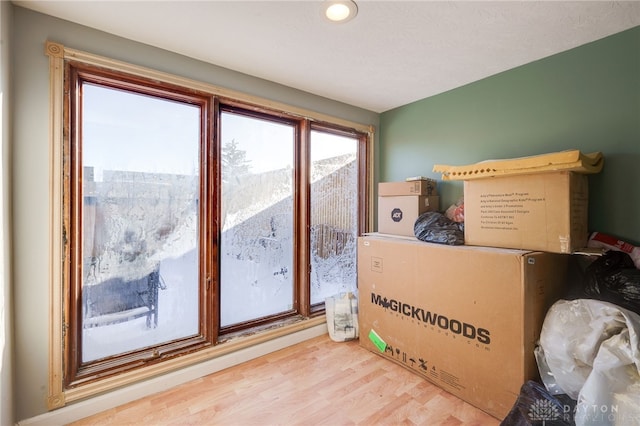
[{"xmin": 70, "ymin": 334, "xmax": 501, "ymax": 425}]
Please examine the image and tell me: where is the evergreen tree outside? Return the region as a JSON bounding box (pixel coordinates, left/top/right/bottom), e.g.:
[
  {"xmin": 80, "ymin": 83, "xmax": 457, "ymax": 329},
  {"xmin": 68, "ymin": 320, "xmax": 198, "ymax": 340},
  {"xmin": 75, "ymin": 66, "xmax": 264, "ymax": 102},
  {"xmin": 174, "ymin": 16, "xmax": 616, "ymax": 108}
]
[
  {"xmin": 221, "ymin": 139, "xmax": 252, "ymax": 228},
  {"xmin": 222, "ymin": 139, "xmax": 251, "ymax": 182}
]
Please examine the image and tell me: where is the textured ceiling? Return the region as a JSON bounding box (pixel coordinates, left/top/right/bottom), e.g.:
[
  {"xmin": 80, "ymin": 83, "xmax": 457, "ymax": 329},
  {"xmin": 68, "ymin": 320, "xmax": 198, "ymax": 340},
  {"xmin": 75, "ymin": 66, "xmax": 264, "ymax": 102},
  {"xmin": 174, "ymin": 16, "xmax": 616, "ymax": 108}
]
[{"xmin": 14, "ymin": 1, "xmax": 640, "ymax": 112}]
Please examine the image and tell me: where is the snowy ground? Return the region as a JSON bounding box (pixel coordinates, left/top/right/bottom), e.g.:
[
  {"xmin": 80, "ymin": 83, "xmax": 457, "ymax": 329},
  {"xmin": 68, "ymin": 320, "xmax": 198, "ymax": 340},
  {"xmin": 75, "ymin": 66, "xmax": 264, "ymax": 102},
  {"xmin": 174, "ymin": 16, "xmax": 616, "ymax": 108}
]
[
  {"xmin": 82, "ymin": 245, "xmax": 356, "ymax": 361},
  {"xmin": 82, "ymin": 249, "xmax": 199, "ymax": 362}
]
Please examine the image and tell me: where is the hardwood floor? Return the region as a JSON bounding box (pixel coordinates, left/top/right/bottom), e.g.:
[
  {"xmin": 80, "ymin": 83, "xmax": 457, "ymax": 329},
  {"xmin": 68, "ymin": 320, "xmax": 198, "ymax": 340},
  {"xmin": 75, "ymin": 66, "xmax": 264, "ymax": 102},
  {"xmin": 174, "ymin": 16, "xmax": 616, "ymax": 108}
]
[{"xmin": 70, "ymin": 335, "xmax": 501, "ymax": 425}]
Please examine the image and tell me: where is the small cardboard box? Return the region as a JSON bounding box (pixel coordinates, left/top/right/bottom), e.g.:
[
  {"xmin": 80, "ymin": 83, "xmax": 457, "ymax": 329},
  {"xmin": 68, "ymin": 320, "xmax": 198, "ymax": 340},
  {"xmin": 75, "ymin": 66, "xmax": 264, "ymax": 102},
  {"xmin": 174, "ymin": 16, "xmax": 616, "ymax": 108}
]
[
  {"xmin": 464, "ymin": 171, "xmax": 588, "ymax": 253},
  {"xmin": 379, "ymin": 179, "xmax": 438, "ymax": 196},
  {"xmin": 378, "ymin": 196, "xmax": 440, "ymax": 237},
  {"xmin": 358, "ymin": 234, "xmax": 568, "ymax": 419}
]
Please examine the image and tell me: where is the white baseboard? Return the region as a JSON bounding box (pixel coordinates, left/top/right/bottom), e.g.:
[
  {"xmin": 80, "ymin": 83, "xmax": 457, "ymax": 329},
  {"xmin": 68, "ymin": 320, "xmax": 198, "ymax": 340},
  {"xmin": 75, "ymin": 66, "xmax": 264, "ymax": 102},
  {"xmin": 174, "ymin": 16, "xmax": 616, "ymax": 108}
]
[{"xmin": 18, "ymin": 324, "xmax": 328, "ymax": 426}]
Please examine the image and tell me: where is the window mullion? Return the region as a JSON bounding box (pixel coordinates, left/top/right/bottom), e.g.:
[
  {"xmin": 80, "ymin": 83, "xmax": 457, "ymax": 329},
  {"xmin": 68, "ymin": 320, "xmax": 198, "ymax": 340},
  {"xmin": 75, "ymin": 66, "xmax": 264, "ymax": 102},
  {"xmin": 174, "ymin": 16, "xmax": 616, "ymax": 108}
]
[
  {"xmin": 297, "ymin": 120, "xmax": 312, "ymax": 317},
  {"xmin": 199, "ymin": 95, "xmax": 218, "ymax": 344}
]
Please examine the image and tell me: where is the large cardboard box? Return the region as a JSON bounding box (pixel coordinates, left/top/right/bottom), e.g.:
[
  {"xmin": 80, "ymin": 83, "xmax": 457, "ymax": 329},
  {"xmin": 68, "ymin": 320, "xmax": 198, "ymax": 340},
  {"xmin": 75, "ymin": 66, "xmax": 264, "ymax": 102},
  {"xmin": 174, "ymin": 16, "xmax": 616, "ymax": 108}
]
[
  {"xmin": 379, "ymin": 179, "xmax": 438, "ymax": 196},
  {"xmin": 378, "ymin": 196, "xmax": 440, "ymax": 237},
  {"xmin": 358, "ymin": 234, "xmax": 568, "ymax": 419},
  {"xmin": 464, "ymin": 171, "xmax": 588, "ymax": 253}
]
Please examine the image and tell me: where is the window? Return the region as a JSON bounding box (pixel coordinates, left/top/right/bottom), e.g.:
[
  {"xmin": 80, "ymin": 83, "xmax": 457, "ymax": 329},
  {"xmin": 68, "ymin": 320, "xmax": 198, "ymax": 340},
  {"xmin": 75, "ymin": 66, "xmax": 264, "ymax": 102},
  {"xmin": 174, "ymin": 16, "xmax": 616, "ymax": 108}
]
[
  {"xmin": 220, "ymin": 109, "xmax": 296, "ymax": 329},
  {"xmin": 81, "ymin": 82, "xmax": 203, "ymax": 360},
  {"xmin": 309, "ymin": 126, "xmax": 361, "ymax": 308},
  {"xmin": 48, "ymin": 42, "xmax": 371, "ymax": 403},
  {"xmin": 65, "ymin": 63, "xmax": 215, "ymax": 387}
]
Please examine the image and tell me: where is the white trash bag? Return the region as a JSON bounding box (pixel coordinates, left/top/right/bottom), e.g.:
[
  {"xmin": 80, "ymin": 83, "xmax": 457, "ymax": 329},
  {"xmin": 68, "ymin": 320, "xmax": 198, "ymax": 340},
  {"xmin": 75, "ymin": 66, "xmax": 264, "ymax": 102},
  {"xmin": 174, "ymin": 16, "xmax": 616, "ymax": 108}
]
[
  {"xmin": 537, "ymin": 299, "xmax": 640, "ymax": 426},
  {"xmin": 325, "ymin": 292, "xmax": 358, "ymax": 342}
]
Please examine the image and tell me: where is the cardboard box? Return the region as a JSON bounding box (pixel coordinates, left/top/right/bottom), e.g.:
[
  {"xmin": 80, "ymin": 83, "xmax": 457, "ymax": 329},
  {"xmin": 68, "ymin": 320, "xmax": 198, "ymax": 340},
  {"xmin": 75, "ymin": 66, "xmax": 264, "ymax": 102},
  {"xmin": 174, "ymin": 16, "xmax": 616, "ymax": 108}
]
[
  {"xmin": 379, "ymin": 179, "xmax": 438, "ymax": 196},
  {"xmin": 464, "ymin": 171, "xmax": 588, "ymax": 253},
  {"xmin": 378, "ymin": 196, "xmax": 440, "ymax": 237},
  {"xmin": 358, "ymin": 234, "xmax": 568, "ymax": 419}
]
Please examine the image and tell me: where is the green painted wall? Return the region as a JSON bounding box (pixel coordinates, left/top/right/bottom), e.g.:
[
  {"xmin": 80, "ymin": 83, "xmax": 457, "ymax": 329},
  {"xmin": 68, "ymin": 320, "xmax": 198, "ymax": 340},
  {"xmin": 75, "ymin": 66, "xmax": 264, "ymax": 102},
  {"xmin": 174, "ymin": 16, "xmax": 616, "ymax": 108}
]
[{"xmin": 380, "ymin": 26, "xmax": 640, "ymax": 245}]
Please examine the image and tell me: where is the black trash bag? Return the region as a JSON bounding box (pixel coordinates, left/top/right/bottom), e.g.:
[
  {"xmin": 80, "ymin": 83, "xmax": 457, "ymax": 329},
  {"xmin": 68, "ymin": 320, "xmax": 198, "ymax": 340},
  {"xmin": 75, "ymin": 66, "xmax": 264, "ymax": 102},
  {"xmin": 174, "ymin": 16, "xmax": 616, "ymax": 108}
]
[
  {"xmin": 584, "ymin": 251, "xmax": 640, "ymax": 315},
  {"xmin": 413, "ymin": 211, "xmax": 464, "ymax": 245},
  {"xmin": 563, "ymin": 254, "xmax": 599, "ymax": 301},
  {"xmin": 500, "ymin": 380, "xmax": 576, "ymax": 426}
]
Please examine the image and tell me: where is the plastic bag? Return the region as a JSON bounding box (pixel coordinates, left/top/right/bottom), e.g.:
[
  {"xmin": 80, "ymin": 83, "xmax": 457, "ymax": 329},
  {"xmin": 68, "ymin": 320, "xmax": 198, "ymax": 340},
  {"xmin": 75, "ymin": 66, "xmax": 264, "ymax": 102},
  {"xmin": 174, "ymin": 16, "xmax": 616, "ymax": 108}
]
[
  {"xmin": 587, "ymin": 232, "xmax": 640, "ymax": 269},
  {"xmin": 325, "ymin": 292, "xmax": 358, "ymax": 342},
  {"xmin": 413, "ymin": 211, "xmax": 464, "ymax": 245},
  {"xmin": 584, "ymin": 251, "xmax": 640, "ymax": 315},
  {"xmin": 500, "ymin": 380, "xmax": 575, "ymax": 426},
  {"xmin": 537, "ymin": 299, "xmax": 640, "ymax": 426},
  {"xmin": 535, "ymin": 345, "xmax": 567, "ymax": 397},
  {"xmin": 444, "ymin": 197, "xmax": 465, "ymax": 222}
]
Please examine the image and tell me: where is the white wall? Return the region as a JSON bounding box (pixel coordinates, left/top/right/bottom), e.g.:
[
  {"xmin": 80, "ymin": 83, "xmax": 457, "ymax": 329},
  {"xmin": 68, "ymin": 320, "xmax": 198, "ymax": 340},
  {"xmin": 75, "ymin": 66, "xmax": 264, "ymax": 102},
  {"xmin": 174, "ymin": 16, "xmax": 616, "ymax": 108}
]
[
  {"xmin": 1, "ymin": 1, "xmax": 14, "ymax": 425},
  {"xmin": 11, "ymin": 5, "xmax": 378, "ymax": 422}
]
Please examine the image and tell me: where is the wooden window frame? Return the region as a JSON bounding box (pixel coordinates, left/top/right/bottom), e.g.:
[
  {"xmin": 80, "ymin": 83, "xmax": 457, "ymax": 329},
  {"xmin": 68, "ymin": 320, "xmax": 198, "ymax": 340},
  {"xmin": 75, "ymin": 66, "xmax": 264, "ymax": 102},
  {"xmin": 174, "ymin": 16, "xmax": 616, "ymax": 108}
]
[
  {"xmin": 307, "ymin": 121, "xmax": 370, "ymax": 314},
  {"xmin": 45, "ymin": 41, "xmax": 374, "ymax": 409},
  {"xmin": 64, "ymin": 61, "xmax": 217, "ymax": 388}
]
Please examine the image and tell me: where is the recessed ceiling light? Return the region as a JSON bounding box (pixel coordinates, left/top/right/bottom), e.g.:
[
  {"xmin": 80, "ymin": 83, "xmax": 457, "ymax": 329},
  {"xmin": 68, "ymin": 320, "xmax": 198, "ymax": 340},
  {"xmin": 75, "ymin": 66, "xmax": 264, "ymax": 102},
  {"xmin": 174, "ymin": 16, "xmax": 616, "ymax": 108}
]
[{"xmin": 323, "ymin": 0, "xmax": 358, "ymax": 23}]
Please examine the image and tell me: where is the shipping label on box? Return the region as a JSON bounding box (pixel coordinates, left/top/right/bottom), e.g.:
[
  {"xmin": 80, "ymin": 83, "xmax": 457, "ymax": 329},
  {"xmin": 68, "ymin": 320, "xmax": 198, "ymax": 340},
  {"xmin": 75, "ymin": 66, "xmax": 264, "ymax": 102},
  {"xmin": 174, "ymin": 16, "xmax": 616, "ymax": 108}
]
[
  {"xmin": 357, "ymin": 235, "xmax": 568, "ymax": 419},
  {"xmin": 379, "ymin": 180, "xmax": 438, "ymax": 196},
  {"xmin": 464, "ymin": 171, "xmax": 588, "ymax": 253},
  {"xmin": 378, "ymin": 196, "xmax": 440, "ymax": 237}
]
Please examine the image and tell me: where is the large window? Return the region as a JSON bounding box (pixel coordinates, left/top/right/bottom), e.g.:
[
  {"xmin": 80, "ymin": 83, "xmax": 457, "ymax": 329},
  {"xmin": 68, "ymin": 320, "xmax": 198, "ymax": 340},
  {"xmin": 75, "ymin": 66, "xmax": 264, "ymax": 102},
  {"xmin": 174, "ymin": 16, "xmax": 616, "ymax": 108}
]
[
  {"xmin": 81, "ymin": 84, "xmax": 202, "ymax": 360},
  {"xmin": 54, "ymin": 48, "xmax": 371, "ymax": 395},
  {"xmin": 309, "ymin": 127, "xmax": 360, "ymax": 307},
  {"xmin": 220, "ymin": 109, "xmax": 296, "ymax": 329},
  {"xmin": 65, "ymin": 64, "xmax": 215, "ymax": 387}
]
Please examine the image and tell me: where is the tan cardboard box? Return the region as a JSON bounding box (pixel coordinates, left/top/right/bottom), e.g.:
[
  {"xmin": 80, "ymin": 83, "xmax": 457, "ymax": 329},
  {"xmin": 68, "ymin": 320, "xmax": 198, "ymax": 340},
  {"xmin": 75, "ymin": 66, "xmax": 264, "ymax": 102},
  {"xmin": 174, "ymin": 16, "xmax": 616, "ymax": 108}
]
[
  {"xmin": 464, "ymin": 171, "xmax": 588, "ymax": 253},
  {"xmin": 379, "ymin": 179, "xmax": 438, "ymax": 196},
  {"xmin": 378, "ymin": 196, "xmax": 440, "ymax": 237},
  {"xmin": 358, "ymin": 234, "xmax": 568, "ymax": 420}
]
